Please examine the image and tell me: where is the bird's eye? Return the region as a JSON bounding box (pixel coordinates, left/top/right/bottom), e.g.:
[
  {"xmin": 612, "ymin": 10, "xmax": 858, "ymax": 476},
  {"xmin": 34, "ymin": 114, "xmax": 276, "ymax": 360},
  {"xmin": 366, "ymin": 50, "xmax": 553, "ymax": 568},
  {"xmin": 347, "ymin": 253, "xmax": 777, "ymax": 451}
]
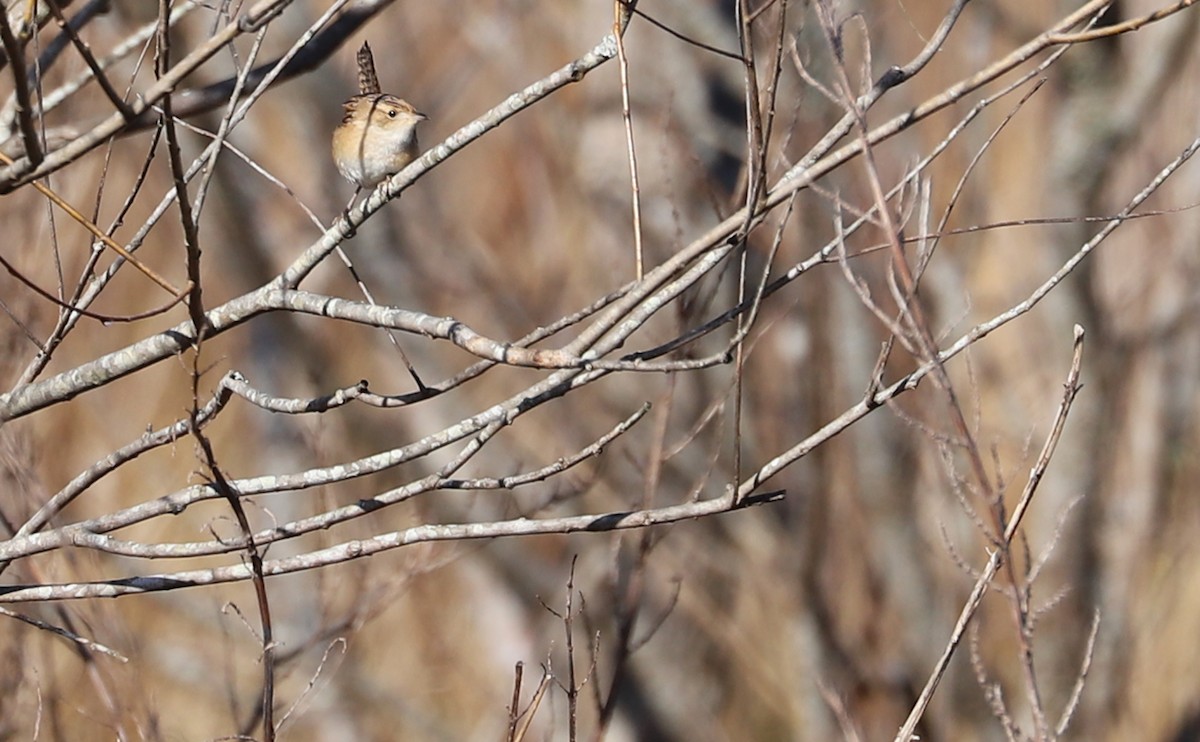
[{"xmin": 387, "ymin": 110, "xmax": 397, "ymax": 118}]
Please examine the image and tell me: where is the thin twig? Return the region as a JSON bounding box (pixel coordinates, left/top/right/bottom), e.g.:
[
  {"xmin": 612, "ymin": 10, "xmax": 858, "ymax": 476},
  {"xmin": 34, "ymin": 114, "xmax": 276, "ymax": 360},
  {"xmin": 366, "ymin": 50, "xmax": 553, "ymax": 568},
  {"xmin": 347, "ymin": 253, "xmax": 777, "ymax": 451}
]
[
  {"xmin": 0, "ymin": 150, "xmax": 186, "ymax": 295},
  {"xmin": 895, "ymin": 325, "xmax": 1087, "ymax": 741},
  {"xmin": 0, "ymin": 606, "xmax": 127, "ymax": 660},
  {"xmin": 0, "ymin": 4, "xmax": 42, "ymax": 164},
  {"xmin": 42, "ymin": 0, "xmax": 134, "ymax": 119},
  {"xmin": 506, "ymin": 662, "xmax": 524, "ymax": 742},
  {"xmin": 1055, "ymin": 610, "xmax": 1101, "ymax": 736},
  {"xmin": 613, "ymin": 0, "xmax": 643, "ymax": 280}
]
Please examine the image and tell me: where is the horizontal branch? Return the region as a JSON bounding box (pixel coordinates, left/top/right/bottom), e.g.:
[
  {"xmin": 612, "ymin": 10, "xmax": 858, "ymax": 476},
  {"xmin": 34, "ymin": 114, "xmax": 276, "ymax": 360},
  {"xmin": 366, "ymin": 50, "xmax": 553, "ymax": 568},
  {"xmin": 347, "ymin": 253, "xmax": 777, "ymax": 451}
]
[
  {"xmin": 0, "ymin": 26, "xmax": 625, "ymax": 420},
  {"xmin": 7, "ymin": 402, "xmax": 653, "ymax": 562},
  {"xmin": 0, "ymin": 0, "xmax": 1123, "ymax": 420},
  {"xmin": 0, "ymin": 491, "xmax": 784, "ymax": 602}
]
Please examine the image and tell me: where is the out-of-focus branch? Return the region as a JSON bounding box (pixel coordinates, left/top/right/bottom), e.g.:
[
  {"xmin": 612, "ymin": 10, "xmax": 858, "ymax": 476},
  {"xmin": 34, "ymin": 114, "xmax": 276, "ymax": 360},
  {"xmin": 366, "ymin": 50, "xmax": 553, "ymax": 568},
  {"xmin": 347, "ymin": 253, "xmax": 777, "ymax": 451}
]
[
  {"xmin": 0, "ymin": 2, "xmax": 42, "ymax": 164},
  {"xmin": 0, "ymin": 0, "xmax": 293, "ymax": 190},
  {"xmin": 0, "ymin": 0, "xmax": 76, "ymax": 68},
  {"xmin": 896, "ymin": 326, "xmax": 1087, "ymax": 741},
  {"xmin": 0, "ymin": 0, "xmax": 1179, "ymax": 422},
  {"xmin": 121, "ymin": 0, "xmax": 397, "ymax": 132},
  {"xmin": 0, "ymin": 150, "xmax": 187, "ymax": 295},
  {"xmin": 2, "ymin": 159, "xmax": 1176, "ymax": 564},
  {"xmin": 42, "ymin": 0, "xmax": 133, "ymax": 119},
  {"xmin": 1, "ymin": 1, "xmax": 194, "ymax": 134},
  {"xmin": 0, "ymin": 605, "xmax": 126, "ymax": 658},
  {"xmin": 1047, "ymin": 0, "xmax": 1191, "ymax": 42},
  {"xmin": 28, "ymin": 0, "xmax": 109, "ymax": 85}
]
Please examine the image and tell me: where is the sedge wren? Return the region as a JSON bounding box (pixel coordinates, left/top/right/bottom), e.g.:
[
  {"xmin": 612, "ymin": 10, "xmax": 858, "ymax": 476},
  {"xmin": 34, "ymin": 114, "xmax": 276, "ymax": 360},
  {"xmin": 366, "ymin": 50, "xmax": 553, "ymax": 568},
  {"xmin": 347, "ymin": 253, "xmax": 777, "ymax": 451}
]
[{"xmin": 332, "ymin": 42, "xmax": 427, "ymax": 197}]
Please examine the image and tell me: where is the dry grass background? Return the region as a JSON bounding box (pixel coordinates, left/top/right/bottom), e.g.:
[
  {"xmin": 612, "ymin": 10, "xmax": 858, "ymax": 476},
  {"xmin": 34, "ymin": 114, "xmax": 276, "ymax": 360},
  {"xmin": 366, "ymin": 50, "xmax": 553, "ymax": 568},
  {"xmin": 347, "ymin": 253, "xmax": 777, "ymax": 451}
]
[{"xmin": 2, "ymin": 0, "xmax": 1200, "ymax": 739}]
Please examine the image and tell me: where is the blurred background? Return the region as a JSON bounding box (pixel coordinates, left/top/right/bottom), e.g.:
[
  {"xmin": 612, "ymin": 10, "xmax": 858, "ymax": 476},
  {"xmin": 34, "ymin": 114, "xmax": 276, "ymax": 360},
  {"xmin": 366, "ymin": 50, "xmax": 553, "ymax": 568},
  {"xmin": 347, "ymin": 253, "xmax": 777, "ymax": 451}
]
[{"xmin": 2, "ymin": 0, "xmax": 1200, "ymax": 739}]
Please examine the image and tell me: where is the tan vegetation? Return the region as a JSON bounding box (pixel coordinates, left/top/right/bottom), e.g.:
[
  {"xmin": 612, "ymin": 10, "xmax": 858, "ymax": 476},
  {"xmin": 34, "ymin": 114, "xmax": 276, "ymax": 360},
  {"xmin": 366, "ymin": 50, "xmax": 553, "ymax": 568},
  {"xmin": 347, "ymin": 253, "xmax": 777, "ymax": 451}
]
[{"xmin": 1, "ymin": 1, "xmax": 1198, "ymax": 739}]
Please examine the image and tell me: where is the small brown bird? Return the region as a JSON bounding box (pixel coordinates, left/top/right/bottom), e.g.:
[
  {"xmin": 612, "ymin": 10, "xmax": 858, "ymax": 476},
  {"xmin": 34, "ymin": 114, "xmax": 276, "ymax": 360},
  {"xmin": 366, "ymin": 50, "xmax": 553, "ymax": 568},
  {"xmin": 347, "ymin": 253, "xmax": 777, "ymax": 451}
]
[{"xmin": 332, "ymin": 42, "xmax": 427, "ymax": 195}]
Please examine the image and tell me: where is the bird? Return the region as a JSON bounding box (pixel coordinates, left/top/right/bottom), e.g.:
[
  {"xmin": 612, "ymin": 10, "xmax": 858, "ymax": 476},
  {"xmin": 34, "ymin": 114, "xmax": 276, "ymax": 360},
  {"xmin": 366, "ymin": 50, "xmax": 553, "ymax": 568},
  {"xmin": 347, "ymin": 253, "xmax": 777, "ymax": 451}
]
[{"xmin": 332, "ymin": 42, "xmax": 427, "ymax": 200}]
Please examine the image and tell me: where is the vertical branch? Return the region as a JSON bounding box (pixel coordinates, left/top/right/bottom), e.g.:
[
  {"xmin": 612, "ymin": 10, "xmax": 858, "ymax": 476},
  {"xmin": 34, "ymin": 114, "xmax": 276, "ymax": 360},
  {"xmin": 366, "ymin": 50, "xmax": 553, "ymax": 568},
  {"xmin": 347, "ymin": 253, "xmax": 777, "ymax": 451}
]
[
  {"xmin": 513, "ymin": 668, "xmax": 552, "ymax": 742},
  {"xmin": 0, "ymin": 4, "xmax": 43, "ymax": 165},
  {"xmin": 729, "ymin": 0, "xmax": 766, "ymax": 504},
  {"xmin": 154, "ymin": 3, "xmax": 201, "ymax": 331},
  {"xmin": 564, "ymin": 555, "xmax": 580, "ymax": 742},
  {"xmin": 758, "ymin": 0, "xmax": 789, "ymax": 168},
  {"xmin": 811, "ymin": 5, "xmax": 1110, "ymax": 734},
  {"xmin": 1055, "ymin": 610, "xmax": 1101, "ymax": 736},
  {"xmin": 506, "ymin": 661, "xmax": 525, "ymax": 742},
  {"xmin": 595, "ymin": 380, "xmax": 671, "ymax": 736},
  {"xmin": 896, "ymin": 326, "xmax": 1087, "ymax": 741},
  {"xmin": 613, "ymin": 0, "xmax": 643, "ymax": 280},
  {"xmin": 736, "ymin": 0, "xmax": 765, "ymax": 211},
  {"xmin": 154, "ymin": 1, "xmax": 274, "ymax": 739}
]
